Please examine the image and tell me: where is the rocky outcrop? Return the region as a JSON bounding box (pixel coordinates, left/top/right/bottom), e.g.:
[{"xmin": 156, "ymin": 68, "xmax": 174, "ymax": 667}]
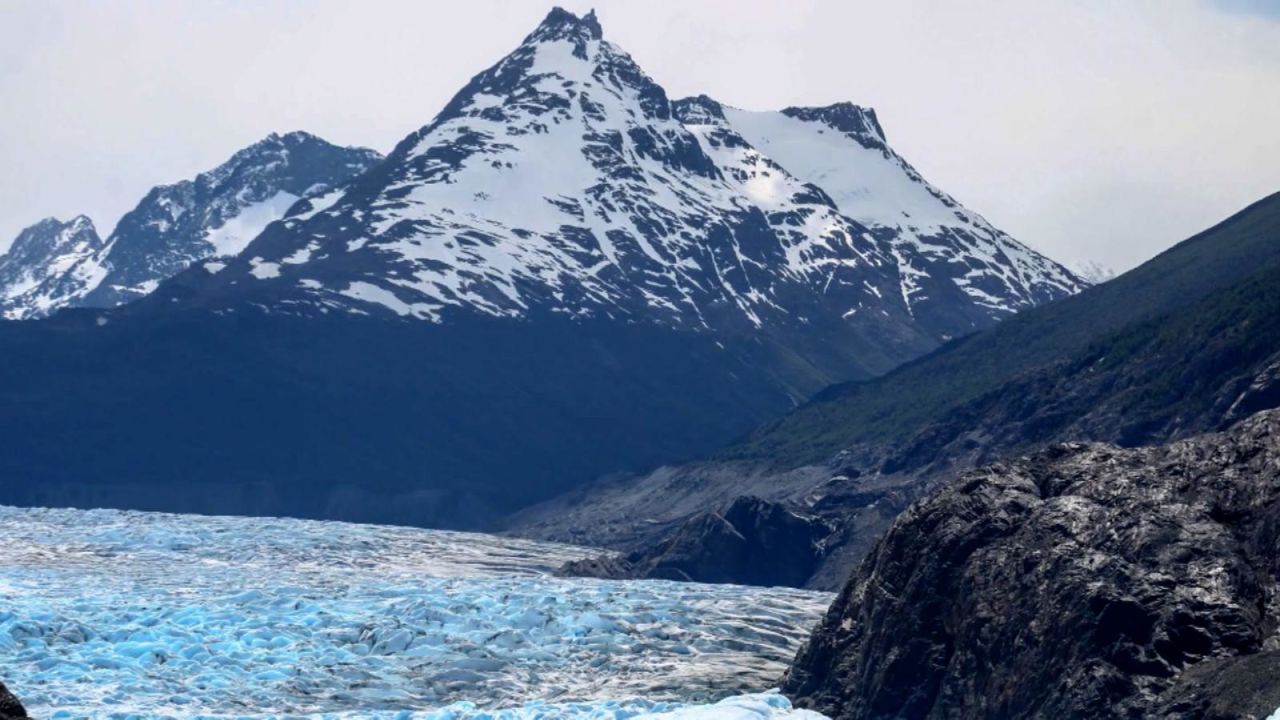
[
  {"xmin": 1152, "ymin": 649, "xmax": 1280, "ymax": 720},
  {"xmin": 0, "ymin": 681, "xmax": 27, "ymax": 719},
  {"xmin": 558, "ymin": 496, "xmax": 831, "ymax": 587},
  {"xmin": 783, "ymin": 409, "xmax": 1280, "ymax": 720}
]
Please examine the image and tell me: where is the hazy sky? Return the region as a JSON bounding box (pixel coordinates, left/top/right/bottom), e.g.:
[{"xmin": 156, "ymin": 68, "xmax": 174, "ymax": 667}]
[{"xmin": 2, "ymin": 0, "xmax": 1278, "ymax": 272}]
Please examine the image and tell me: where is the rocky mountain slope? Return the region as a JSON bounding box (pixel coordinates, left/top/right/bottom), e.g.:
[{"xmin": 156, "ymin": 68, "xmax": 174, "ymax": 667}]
[
  {"xmin": 0, "ymin": 8, "xmax": 1082, "ymax": 526},
  {"xmin": 782, "ymin": 409, "xmax": 1280, "ymax": 720},
  {"xmin": 525, "ymin": 193, "xmax": 1280, "ymax": 587},
  {"xmin": 0, "ymin": 132, "xmax": 381, "ymax": 319},
  {"xmin": 0, "ymin": 216, "xmax": 103, "ymax": 319}
]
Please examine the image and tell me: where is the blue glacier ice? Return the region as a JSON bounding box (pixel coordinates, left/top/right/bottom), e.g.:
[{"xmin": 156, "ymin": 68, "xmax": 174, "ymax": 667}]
[{"xmin": 0, "ymin": 506, "xmax": 832, "ymax": 719}]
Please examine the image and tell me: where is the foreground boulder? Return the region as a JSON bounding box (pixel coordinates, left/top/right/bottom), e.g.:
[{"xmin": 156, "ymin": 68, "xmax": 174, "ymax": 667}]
[
  {"xmin": 558, "ymin": 496, "xmax": 831, "ymax": 587},
  {"xmin": 0, "ymin": 681, "xmax": 27, "ymax": 719},
  {"xmin": 783, "ymin": 409, "xmax": 1280, "ymax": 719}
]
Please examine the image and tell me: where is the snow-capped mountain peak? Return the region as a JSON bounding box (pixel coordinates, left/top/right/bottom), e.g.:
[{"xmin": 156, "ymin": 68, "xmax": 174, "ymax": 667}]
[
  {"xmin": 0, "ymin": 215, "xmax": 104, "ymax": 320},
  {"xmin": 181, "ymin": 9, "xmax": 910, "ymax": 332},
  {"xmin": 7, "ymin": 7, "xmax": 1082, "ymax": 345},
  {"xmin": 161, "ymin": 6, "xmax": 1082, "ymax": 344},
  {"xmin": 524, "ymin": 6, "xmax": 603, "ymax": 45},
  {"xmin": 0, "ymin": 132, "xmax": 382, "ymax": 319}
]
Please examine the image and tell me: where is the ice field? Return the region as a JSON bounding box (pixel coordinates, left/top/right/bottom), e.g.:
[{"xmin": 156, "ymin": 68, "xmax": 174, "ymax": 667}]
[{"xmin": 0, "ymin": 506, "xmax": 833, "ymax": 719}]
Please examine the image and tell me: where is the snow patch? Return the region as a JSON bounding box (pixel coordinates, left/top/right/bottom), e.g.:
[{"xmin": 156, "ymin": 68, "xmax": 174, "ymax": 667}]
[
  {"xmin": 341, "ymin": 280, "xmax": 437, "ymax": 319},
  {"xmin": 249, "ymin": 258, "xmax": 281, "ymax": 279},
  {"xmin": 205, "ymin": 191, "xmax": 300, "ymax": 257}
]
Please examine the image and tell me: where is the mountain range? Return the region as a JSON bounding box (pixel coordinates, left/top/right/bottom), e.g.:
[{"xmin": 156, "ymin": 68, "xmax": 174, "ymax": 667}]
[
  {"xmin": 0, "ymin": 8, "xmax": 1083, "ymax": 525},
  {"xmin": 2, "ymin": 7, "xmax": 1276, "ymax": 720},
  {"xmin": 0, "ymin": 132, "xmax": 381, "ymax": 319}
]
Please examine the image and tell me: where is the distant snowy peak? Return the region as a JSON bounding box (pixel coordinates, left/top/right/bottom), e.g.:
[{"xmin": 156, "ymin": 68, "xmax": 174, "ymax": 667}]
[
  {"xmin": 80, "ymin": 131, "xmax": 382, "ymax": 308},
  {"xmin": 0, "ymin": 132, "xmax": 382, "ymax": 319},
  {"xmin": 1071, "ymin": 259, "xmax": 1116, "ymax": 285},
  {"xmin": 0, "ymin": 216, "xmax": 104, "ymax": 320}
]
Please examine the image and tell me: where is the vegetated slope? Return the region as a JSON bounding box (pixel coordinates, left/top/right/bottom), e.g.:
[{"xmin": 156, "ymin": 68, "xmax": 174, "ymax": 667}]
[
  {"xmin": 784, "ymin": 409, "xmax": 1280, "ymax": 720},
  {"xmin": 728, "ymin": 191, "xmax": 1280, "ymax": 467},
  {"xmin": 874, "ymin": 259, "xmax": 1280, "ymax": 478}
]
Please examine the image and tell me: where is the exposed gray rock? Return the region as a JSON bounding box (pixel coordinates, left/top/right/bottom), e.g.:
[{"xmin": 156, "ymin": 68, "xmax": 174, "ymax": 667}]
[
  {"xmin": 558, "ymin": 496, "xmax": 831, "ymax": 587},
  {"xmin": 783, "ymin": 409, "xmax": 1280, "ymax": 720},
  {"xmin": 1152, "ymin": 649, "xmax": 1280, "ymax": 720},
  {"xmin": 0, "ymin": 680, "xmax": 27, "ymax": 719}
]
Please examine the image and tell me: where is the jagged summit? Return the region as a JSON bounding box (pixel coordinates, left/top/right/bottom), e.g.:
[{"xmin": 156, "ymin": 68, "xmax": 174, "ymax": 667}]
[
  {"xmin": 671, "ymin": 95, "xmax": 728, "ymax": 124},
  {"xmin": 782, "ymin": 103, "xmax": 887, "ymax": 147},
  {"xmin": 0, "ymin": 215, "xmax": 104, "ymax": 319},
  {"xmin": 9, "ymin": 215, "xmax": 99, "ymax": 248},
  {"xmin": 525, "ymin": 7, "xmax": 603, "ymax": 44}
]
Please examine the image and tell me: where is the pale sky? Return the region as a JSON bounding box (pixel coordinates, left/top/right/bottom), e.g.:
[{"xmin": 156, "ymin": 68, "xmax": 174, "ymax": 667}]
[{"xmin": 2, "ymin": 0, "xmax": 1278, "ymax": 272}]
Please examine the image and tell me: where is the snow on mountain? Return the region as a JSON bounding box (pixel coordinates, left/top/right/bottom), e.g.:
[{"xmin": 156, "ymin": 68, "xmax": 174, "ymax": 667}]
[
  {"xmin": 185, "ymin": 9, "xmax": 899, "ymax": 333},
  {"xmin": 0, "ymin": 215, "xmax": 104, "ymax": 320},
  {"xmin": 174, "ymin": 8, "xmax": 1079, "ymax": 343},
  {"xmin": 1071, "ymin": 258, "xmax": 1117, "ymax": 284},
  {"xmin": 722, "ymin": 103, "xmax": 1086, "ymax": 326},
  {"xmin": 0, "ymin": 132, "xmax": 382, "ymax": 320}
]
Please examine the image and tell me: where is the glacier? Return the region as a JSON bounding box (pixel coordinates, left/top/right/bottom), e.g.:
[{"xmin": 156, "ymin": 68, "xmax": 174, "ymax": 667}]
[{"xmin": 0, "ymin": 506, "xmax": 831, "ymax": 719}]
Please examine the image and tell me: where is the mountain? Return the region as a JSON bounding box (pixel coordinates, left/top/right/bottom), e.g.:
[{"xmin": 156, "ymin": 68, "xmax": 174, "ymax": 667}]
[
  {"xmin": 520, "ymin": 193, "xmax": 1280, "ymax": 587},
  {"xmin": 0, "ymin": 131, "xmax": 381, "ymax": 319},
  {"xmin": 0, "ymin": 8, "xmax": 1079, "ymax": 527},
  {"xmin": 783, "ymin": 410, "xmax": 1280, "ymax": 720},
  {"xmin": 150, "ymin": 9, "xmax": 1079, "ymax": 353},
  {"xmin": 1071, "ymin": 258, "xmax": 1117, "ymax": 284},
  {"xmin": 0, "ymin": 216, "xmax": 103, "ymax": 320}
]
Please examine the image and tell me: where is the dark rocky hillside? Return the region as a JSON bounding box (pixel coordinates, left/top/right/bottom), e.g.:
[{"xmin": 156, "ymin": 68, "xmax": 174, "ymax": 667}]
[
  {"xmin": 0, "ymin": 681, "xmax": 25, "ymax": 720},
  {"xmin": 557, "ymin": 496, "xmax": 831, "ymax": 587},
  {"xmin": 783, "ymin": 409, "xmax": 1280, "ymax": 720}
]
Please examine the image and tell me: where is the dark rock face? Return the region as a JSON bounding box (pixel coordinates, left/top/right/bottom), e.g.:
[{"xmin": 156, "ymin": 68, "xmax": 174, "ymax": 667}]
[
  {"xmin": 783, "ymin": 409, "xmax": 1280, "ymax": 719},
  {"xmin": 1152, "ymin": 649, "xmax": 1280, "ymax": 720},
  {"xmin": 0, "ymin": 681, "xmax": 27, "ymax": 719},
  {"xmin": 559, "ymin": 496, "xmax": 831, "ymax": 587}
]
